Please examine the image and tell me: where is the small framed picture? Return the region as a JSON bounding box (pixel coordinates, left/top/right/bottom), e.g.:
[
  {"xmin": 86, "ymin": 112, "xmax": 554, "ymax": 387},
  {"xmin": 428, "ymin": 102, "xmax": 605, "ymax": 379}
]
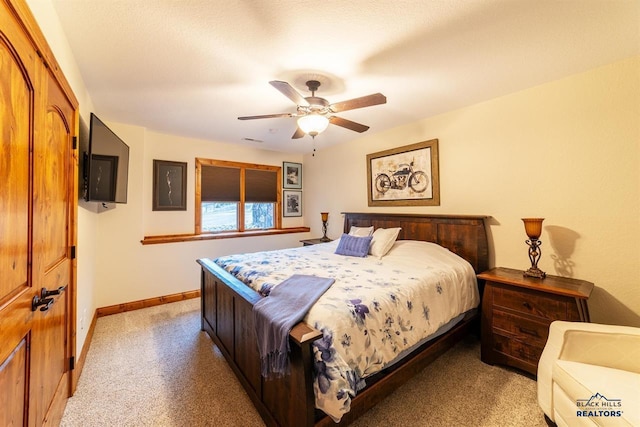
[
  {"xmin": 283, "ymin": 161, "xmax": 302, "ymax": 189},
  {"xmin": 153, "ymin": 160, "xmax": 187, "ymax": 211},
  {"xmin": 283, "ymin": 190, "xmax": 302, "ymax": 217}
]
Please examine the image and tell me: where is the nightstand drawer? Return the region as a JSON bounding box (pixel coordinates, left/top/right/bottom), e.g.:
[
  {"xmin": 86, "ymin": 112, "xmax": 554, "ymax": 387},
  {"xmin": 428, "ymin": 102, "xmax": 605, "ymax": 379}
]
[
  {"xmin": 493, "ymin": 287, "xmax": 566, "ymax": 320},
  {"xmin": 492, "ymin": 310, "xmax": 549, "ymax": 347},
  {"xmin": 479, "ymin": 267, "xmax": 593, "ymax": 377},
  {"xmin": 493, "ymin": 333, "xmax": 543, "ymax": 366}
]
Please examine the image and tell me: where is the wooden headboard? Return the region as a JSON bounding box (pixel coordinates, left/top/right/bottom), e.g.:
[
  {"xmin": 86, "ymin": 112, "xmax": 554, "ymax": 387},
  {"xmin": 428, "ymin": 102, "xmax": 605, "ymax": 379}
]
[{"xmin": 343, "ymin": 212, "xmax": 490, "ymax": 274}]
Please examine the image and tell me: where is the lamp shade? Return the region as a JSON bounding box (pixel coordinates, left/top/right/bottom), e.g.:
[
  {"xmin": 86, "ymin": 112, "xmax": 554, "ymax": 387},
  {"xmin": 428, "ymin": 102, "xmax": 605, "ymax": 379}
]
[
  {"xmin": 522, "ymin": 218, "xmax": 544, "ymax": 239},
  {"xmin": 297, "ymin": 114, "xmax": 329, "ymax": 136}
]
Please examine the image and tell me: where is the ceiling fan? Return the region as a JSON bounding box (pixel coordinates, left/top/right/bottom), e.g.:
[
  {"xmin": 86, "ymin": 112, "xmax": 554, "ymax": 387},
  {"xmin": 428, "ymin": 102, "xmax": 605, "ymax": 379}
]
[{"xmin": 238, "ymin": 80, "xmax": 387, "ymax": 139}]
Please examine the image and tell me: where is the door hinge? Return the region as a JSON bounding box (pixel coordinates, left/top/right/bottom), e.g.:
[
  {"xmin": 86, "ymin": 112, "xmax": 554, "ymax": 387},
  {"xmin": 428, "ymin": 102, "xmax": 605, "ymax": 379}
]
[
  {"xmin": 69, "ymin": 356, "xmax": 75, "ymax": 371},
  {"xmin": 70, "ymin": 246, "xmax": 76, "ymax": 259},
  {"xmin": 72, "ymin": 136, "xmax": 78, "ymax": 150},
  {"xmin": 36, "ymin": 49, "xmax": 49, "ymax": 69}
]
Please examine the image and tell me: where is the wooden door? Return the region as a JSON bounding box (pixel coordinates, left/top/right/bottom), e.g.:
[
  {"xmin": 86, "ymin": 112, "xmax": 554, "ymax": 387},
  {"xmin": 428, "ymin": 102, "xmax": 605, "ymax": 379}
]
[{"xmin": 0, "ymin": 1, "xmax": 77, "ymax": 425}]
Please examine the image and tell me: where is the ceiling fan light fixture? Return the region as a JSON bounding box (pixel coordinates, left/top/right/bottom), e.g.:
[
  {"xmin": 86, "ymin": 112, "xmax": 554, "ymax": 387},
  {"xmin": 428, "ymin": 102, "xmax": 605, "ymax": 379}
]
[
  {"xmin": 239, "ymin": 80, "xmax": 386, "ymax": 140},
  {"xmin": 297, "ymin": 114, "xmax": 329, "ymax": 137}
]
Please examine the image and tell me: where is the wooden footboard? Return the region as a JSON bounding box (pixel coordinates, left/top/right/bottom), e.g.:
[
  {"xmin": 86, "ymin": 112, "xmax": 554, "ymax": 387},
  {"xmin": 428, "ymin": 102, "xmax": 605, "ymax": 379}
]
[
  {"xmin": 198, "ymin": 213, "xmax": 489, "ymax": 427},
  {"xmin": 198, "ymin": 258, "xmax": 320, "ymax": 427}
]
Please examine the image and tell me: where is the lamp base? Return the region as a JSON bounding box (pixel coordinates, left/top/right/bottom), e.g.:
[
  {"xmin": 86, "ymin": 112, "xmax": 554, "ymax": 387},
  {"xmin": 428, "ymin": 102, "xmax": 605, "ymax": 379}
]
[
  {"xmin": 523, "ymin": 267, "xmax": 546, "ymax": 279},
  {"xmin": 321, "ymin": 219, "xmax": 329, "ymax": 242}
]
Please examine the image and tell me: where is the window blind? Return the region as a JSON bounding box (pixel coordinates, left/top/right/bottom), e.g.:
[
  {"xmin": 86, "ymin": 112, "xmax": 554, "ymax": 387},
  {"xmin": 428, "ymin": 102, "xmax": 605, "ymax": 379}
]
[
  {"xmin": 245, "ymin": 169, "xmax": 277, "ymax": 202},
  {"xmin": 201, "ymin": 165, "xmax": 240, "ymax": 202}
]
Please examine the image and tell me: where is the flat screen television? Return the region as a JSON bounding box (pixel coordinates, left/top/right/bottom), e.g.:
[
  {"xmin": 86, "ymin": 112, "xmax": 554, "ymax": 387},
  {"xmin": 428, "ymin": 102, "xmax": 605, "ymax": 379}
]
[{"xmin": 83, "ymin": 113, "xmax": 129, "ymax": 203}]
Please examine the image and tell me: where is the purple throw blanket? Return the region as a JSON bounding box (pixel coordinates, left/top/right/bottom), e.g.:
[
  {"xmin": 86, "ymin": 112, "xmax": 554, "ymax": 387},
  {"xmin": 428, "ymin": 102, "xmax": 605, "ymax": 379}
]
[{"xmin": 253, "ymin": 274, "xmax": 335, "ymax": 378}]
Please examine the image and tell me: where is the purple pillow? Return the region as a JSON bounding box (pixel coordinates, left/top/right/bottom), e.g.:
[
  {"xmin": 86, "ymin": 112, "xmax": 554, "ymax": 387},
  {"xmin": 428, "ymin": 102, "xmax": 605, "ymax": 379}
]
[{"xmin": 335, "ymin": 233, "xmax": 373, "ymax": 257}]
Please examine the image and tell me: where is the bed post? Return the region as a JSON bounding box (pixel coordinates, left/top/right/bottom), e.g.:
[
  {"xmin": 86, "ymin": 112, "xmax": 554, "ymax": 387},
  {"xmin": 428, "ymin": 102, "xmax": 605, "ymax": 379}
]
[{"xmin": 262, "ymin": 323, "xmax": 322, "ymax": 426}]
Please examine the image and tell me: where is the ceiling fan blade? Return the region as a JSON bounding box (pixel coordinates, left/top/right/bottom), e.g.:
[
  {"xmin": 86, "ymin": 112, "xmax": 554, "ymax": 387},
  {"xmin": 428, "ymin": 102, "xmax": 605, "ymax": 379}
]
[
  {"xmin": 329, "ymin": 93, "xmax": 386, "ymax": 113},
  {"xmin": 329, "ymin": 116, "xmax": 370, "ymax": 133},
  {"xmin": 238, "ymin": 113, "xmax": 294, "ymax": 120},
  {"xmin": 269, "ymin": 80, "xmax": 310, "ymax": 106},
  {"xmin": 292, "ymin": 127, "xmax": 305, "ymax": 139}
]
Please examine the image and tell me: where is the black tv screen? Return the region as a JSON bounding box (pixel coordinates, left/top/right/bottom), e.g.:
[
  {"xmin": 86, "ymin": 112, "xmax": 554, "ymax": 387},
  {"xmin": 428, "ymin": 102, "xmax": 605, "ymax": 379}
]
[{"xmin": 85, "ymin": 113, "xmax": 129, "ymax": 203}]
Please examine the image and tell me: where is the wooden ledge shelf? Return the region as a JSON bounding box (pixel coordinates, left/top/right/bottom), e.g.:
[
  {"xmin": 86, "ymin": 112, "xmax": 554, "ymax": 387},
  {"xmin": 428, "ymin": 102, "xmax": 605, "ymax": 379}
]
[{"xmin": 141, "ymin": 226, "xmax": 310, "ymax": 245}]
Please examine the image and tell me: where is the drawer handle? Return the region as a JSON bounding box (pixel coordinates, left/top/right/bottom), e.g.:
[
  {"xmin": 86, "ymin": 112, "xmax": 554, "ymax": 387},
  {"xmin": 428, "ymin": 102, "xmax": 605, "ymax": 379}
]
[
  {"xmin": 522, "ymin": 301, "xmax": 532, "ymax": 310},
  {"xmin": 518, "ymin": 326, "xmax": 539, "ymax": 337}
]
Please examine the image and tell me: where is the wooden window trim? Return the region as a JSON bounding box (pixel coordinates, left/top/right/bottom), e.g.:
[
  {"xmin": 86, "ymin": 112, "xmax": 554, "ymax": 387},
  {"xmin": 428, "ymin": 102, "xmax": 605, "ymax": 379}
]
[
  {"xmin": 195, "ymin": 158, "xmax": 282, "ymax": 234},
  {"xmin": 141, "ymin": 226, "xmax": 310, "ymax": 245}
]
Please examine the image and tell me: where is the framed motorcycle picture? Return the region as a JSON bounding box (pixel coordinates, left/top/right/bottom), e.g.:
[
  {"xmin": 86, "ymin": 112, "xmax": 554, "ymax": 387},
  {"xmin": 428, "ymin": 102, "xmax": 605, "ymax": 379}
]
[{"xmin": 366, "ymin": 139, "xmax": 440, "ymax": 206}]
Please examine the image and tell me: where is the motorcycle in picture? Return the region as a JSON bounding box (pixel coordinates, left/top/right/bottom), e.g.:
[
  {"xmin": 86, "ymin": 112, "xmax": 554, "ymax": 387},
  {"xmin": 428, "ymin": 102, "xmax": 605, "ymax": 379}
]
[{"xmin": 374, "ymin": 161, "xmax": 429, "ymax": 194}]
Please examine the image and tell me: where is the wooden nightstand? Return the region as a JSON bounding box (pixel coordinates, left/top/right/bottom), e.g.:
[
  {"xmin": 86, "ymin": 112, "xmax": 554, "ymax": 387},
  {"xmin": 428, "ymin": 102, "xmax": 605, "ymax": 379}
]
[
  {"xmin": 479, "ymin": 267, "xmax": 593, "ymax": 376},
  {"xmin": 300, "ymin": 238, "xmax": 332, "ymax": 246}
]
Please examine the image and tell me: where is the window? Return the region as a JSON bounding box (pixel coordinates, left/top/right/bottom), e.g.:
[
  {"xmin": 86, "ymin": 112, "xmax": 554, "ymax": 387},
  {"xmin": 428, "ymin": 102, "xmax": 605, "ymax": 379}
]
[{"xmin": 196, "ymin": 158, "xmax": 281, "ymax": 234}]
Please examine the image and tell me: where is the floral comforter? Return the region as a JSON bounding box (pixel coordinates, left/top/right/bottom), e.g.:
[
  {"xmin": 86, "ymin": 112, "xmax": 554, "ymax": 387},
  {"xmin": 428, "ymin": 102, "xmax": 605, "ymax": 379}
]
[{"xmin": 214, "ymin": 239, "xmax": 479, "ymax": 422}]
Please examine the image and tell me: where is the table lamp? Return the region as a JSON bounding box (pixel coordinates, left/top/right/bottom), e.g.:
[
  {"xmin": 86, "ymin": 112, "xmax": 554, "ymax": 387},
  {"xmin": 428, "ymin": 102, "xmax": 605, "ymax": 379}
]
[
  {"xmin": 522, "ymin": 218, "xmax": 546, "ymax": 278},
  {"xmin": 320, "ymin": 212, "xmax": 330, "ymax": 242}
]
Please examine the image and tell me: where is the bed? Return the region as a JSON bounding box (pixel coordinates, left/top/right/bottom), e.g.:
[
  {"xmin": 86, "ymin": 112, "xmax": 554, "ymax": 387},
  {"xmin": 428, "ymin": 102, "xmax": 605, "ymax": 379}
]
[{"xmin": 198, "ymin": 212, "xmax": 489, "ymax": 426}]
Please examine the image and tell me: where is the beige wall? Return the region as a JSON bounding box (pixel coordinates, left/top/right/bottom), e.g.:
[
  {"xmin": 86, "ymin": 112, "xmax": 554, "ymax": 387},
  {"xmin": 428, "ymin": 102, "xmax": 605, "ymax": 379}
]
[
  {"xmin": 304, "ymin": 57, "xmax": 640, "ymax": 327},
  {"xmin": 93, "ymin": 125, "xmax": 308, "ymax": 308},
  {"xmin": 141, "ymin": 130, "xmax": 305, "ymax": 236}
]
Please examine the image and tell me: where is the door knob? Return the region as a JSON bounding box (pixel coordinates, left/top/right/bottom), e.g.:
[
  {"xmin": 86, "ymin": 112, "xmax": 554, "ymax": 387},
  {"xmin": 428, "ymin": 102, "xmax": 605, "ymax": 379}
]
[{"xmin": 32, "ymin": 295, "xmax": 54, "ymax": 312}]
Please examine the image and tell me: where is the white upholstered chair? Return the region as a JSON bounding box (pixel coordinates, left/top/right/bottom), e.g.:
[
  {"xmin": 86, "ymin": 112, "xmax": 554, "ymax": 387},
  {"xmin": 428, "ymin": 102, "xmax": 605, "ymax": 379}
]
[{"xmin": 537, "ymin": 321, "xmax": 640, "ymax": 426}]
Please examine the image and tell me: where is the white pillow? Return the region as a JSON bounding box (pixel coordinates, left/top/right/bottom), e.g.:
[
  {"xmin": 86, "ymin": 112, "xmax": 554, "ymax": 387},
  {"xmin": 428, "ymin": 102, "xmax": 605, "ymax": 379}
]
[
  {"xmin": 348, "ymin": 226, "xmax": 374, "ymax": 237},
  {"xmin": 369, "ymin": 227, "xmax": 401, "ymax": 258}
]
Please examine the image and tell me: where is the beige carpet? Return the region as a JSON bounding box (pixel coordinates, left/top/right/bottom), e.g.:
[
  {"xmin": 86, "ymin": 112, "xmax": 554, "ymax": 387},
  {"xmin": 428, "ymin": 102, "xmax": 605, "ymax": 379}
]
[{"xmin": 61, "ymin": 299, "xmax": 546, "ymax": 427}]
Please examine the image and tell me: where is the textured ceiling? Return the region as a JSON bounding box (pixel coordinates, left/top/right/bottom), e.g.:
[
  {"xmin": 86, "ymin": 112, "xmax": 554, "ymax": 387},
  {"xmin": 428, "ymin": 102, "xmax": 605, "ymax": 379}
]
[{"xmin": 51, "ymin": 0, "xmax": 640, "ymax": 153}]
